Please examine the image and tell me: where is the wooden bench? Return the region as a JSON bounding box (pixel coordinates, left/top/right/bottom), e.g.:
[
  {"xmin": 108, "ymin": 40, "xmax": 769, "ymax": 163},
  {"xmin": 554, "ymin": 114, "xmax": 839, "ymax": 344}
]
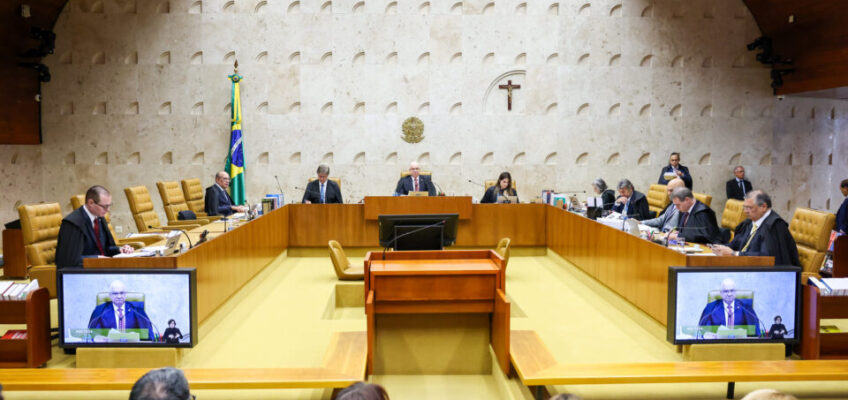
[
  {"xmin": 511, "ymin": 330, "xmax": 848, "ymax": 399},
  {"xmin": 0, "ymin": 331, "xmax": 366, "ymax": 392}
]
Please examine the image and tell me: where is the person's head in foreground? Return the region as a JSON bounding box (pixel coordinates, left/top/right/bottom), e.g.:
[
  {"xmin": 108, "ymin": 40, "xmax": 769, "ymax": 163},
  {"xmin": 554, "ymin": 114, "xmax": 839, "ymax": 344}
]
[
  {"xmin": 549, "ymin": 394, "xmax": 582, "ymax": 400},
  {"xmin": 741, "ymin": 388, "xmax": 798, "ymax": 400},
  {"xmin": 336, "ymin": 382, "xmax": 390, "ymax": 400},
  {"xmin": 129, "ymin": 367, "xmax": 192, "ymax": 400}
]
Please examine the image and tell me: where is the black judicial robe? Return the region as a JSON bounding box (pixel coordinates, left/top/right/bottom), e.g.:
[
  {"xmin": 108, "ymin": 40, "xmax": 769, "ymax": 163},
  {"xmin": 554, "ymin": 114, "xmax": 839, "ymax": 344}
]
[{"xmin": 729, "ymin": 211, "xmax": 800, "ymax": 267}]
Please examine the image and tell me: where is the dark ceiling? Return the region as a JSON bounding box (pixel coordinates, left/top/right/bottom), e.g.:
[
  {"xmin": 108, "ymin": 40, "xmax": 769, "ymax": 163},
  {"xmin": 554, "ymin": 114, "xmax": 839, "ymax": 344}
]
[{"xmin": 1, "ymin": 1, "xmax": 847, "ymax": 145}]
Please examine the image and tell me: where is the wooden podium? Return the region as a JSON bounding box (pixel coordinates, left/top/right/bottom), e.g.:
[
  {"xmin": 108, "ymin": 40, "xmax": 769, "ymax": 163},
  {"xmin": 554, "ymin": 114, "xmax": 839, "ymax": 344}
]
[
  {"xmin": 363, "ymin": 250, "xmax": 509, "ymax": 374},
  {"xmin": 363, "ymin": 196, "xmax": 473, "ymax": 220}
]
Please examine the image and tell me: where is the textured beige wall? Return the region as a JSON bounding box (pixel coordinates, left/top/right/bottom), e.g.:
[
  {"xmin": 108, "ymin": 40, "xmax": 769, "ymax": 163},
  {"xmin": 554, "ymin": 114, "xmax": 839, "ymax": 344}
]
[{"xmin": 2, "ymin": 0, "xmax": 847, "ymax": 245}]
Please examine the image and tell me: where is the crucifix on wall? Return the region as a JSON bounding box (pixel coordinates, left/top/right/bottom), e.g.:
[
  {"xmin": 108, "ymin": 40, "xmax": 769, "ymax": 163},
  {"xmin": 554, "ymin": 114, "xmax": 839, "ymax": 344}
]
[{"xmin": 498, "ymin": 80, "xmax": 521, "ymax": 111}]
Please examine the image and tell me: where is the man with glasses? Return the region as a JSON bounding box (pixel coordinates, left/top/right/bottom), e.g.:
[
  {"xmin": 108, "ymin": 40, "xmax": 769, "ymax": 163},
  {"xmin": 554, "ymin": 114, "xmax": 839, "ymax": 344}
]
[
  {"xmin": 205, "ymin": 171, "xmax": 247, "ymax": 216},
  {"xmin": 711, "ymin": 190, "xmax": 800, "ymax": 266},
  {"xmin": 394, "ymin": 161, "xmax": 436, "ymax": 196},
  {"xmin": 87, "ymin": 280, "xmax": 154, "ymax": 342},
  {"xmin": 56, "ymin": 185, "xmax": 133, "ymax": 269}
]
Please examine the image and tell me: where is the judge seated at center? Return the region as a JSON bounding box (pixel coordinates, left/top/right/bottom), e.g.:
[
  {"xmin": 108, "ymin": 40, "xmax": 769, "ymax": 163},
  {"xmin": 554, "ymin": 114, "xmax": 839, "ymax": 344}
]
[
  {"xmin": 394, "ymin": 161, "xmax": 436, "ymax": 196},
  {"xmin": 481, "ymin": 172, "xmax": 519, "ymax": 203},
  {"xmin": 665, "ymin": 187, "xmax": 721, "ymax": 244}
]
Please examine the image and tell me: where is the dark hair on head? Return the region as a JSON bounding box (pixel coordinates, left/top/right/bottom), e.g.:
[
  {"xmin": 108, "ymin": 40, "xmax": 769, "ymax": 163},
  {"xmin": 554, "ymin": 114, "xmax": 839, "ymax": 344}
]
[
  {"xmin": 592, "ymin": 178, "xmax": 607, "ymax": 192},
  {"xmin": 168, "ymin": 319, "xmax": 176, "ymax": 325},
  {"xmin": 670, "ymin": 187, "xmax": 694, "ymax": 201},
  {"xmin": 336, "ymin": 382, "xmax": 390, "ymax": 400},
  {"xmin": 617, "ymin": 179, "xmax": 634, "ymax": 191},
  {"xmin": 841, "ymin": 179, "xmax": 848, "ymax": 189},
  {"xmin": 550, "ymin": 394, "xmax": 583, "ymax": 400},
  {"xmin": 774, "ymin": 315, "xmax": 781, "ymax": 322},
  {"xmin": 317, "ymin": 164, "xmax": 330, "ymax": 175},
  {"xmin": 496, "ymin": 172, "xmax": 515, "ymax": 194},
  {"xmin": 85, "ymin": 185, "xmax": 110, "ymax": 204},
  {"xmin": 746, "ymin": 190, "xmax": 772, "ymax": 208},
  {"xmin": 129, "ymin": 367, "xmax": 191, "ymax": 400},
  {"xmin": 670, "ymin": 152, "xmax": 680, "ymax": 159}
]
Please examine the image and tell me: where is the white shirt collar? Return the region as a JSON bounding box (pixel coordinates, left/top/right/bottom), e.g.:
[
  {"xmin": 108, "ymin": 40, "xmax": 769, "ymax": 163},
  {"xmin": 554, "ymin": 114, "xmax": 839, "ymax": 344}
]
[
  {"xmin": 112, "ymin": 302, "xmax": 125, "ymax": 315},
  {"xmin": 215, "ymin": 183, "xmax": 226, "ymax": 192},
  {"xmin": 82, "ymin": 205, "xmax": 98, "ymax": 226},
  {"xmin": 753, "ymin": 209, "xmax": 771, "ymax": 227}
]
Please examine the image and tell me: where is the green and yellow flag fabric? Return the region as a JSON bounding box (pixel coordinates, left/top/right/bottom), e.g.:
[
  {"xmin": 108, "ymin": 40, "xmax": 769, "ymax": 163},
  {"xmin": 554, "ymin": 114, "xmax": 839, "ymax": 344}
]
[{"xmin": 226, "ymin": 72, "xmax": 246, "ymax": 205}]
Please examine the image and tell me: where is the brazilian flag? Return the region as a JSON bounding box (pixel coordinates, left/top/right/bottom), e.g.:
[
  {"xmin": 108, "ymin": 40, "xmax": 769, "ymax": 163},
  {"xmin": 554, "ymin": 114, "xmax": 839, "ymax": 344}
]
[{"xmin": 226, "ymin": 72, "xmax": 246, "ymax": 205}]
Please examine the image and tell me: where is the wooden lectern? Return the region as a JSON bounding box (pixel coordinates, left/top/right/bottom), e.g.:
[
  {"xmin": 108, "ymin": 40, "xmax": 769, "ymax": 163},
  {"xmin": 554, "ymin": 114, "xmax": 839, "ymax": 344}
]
[{"xmin": 364, "ymin": 250, "xmax": 510, "ymax": 374}]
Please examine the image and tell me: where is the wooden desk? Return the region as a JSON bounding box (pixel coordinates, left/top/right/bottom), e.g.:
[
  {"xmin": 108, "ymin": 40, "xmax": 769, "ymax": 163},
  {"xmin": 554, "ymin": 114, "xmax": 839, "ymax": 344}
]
[
  {"xmin": 2, "ymin": 229, "xmax": 28, "ymax": 278},
  {"xmin": 546, "ymin": 207, "xmax": 774, "ymax": 326},
  {"xmin": 363, "ymin": 250, "xmax": 509, "ymax": 374},
  {"xmin": 363, "ymin": 196, "xmax": 473, "ymax": 220}
]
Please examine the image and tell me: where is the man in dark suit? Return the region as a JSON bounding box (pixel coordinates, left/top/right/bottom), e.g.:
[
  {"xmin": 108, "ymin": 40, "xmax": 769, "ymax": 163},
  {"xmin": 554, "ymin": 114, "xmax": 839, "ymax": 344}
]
[
  {"xmin": 394, "ymin": 161, "xmax": 437, "ymax": 196},
  {"xmin": 667, "ymin": 187, "xmax": 721, "ymax": 244},
  {"xmin": 711, "ymin": 190, "xmax": 800, "ymax": 267},
  {"xmin": 302, "ymin": 164, "xmax": 343, "ymax": 204},
  {"xmin": 55, "ymin": 185, "xmax": 133, "ymax": 269},
  {"xmin": 205, "ymin": 171, "xmax": 247, "ymax": 216},
  {"xmin": 657, "ymin": 152, "xmax": 693, "ymax": 189},
  {"xmin": 88, "ymin": 280, "xmax": 154, "ymax": 341},
  {"xmin": 699, "ymin": 278, "xmax": 761, "ymax": 337},
  {"xmin": 725, "ymin": 165, "xmax": 753, "ymax": 201},
  {"xmin": 642, "ymin": 178, "xmax": 685, "ymax": 232},
  {"xmin": 836, "ymin": 178, "xmax": 848, "ymax": 233},
  {"xmin": 612, "ymin": 179, "xmax": 651, "ymax": 220}
]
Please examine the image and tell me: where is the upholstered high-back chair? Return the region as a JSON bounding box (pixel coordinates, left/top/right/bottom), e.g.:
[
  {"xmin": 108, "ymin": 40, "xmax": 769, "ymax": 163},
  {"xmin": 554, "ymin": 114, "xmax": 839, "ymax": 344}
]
[
  {"xmin": 308, "ymin": 177, "xmax": 342, "ymax": 188},
  {"xmin": 70, "ymin": 194, "xmax": 153, "ymax": 248},
  {"xmin": 693, "ymin": 192, "xmax": 713, "ymax": 208},
  {"xmin": 495, "ymin": 237, "xmax": 511, "ymax": 269},
  {"xmin": 328, "ymin": 240, "xmax": 364, "ymax": 280},
  {"xmin": 180, "ymin": 178, "xmax": 209, "ymax": 216},
  {"xmin": 400, "ymin": 171, "xmax": 432, "ymax": 178},
  {"xmin": 789, "ymin": 208, "xmax": 836, "ymax": 275},
  {"xmin": 18, "ymin": 202, "xmax": 62, "ymax": 298},
  {"xmin": 647, "ymin": 184, "xmax": 669, "ymax": 217},
  {"xmin": 156, "ymin": 181, "xmax": 211, "ymax": 225},
  {"xmin": 484, "ymin": 180, "xmax": 517, "ymax": 190},
  {"xmin": 720, "ymin": 199, "xmax": 746, "ymax": 241},
  {"xmin": 125, "ymin": 186, "xmax": 200, "ymax": 233}
]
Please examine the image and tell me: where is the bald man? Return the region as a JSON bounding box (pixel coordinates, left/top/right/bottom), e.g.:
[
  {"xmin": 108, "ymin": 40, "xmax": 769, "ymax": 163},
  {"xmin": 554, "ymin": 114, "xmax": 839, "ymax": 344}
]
[
  {"xmin": 641, "ymin": 178, "xmax": 685, "ymax": 231},
  {"xmin": 394, "ymin": 161, "xmax": 436, "ymax": 196},
  {"xmin": 87, "ymin": 280, "xmax": 154, "ymax": 341},
  {"xmin": 204, "ymin": 171, "xmax": 247, "ymax": 216},
  {"xmin": 698, "ymin": 278, "xmax": 761, "ymax": 337}
]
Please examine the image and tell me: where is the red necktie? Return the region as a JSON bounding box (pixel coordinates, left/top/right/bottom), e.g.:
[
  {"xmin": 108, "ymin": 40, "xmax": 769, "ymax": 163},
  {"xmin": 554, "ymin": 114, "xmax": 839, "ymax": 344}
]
[
  {"xmin": 727, "ymin": 304, "xmax": 734, "ymax": 328},
  {"xmin": 118, "ymin": 307, "xmax": 125, "ymax": 331},
  {"xmin": 414, "ymin": 178, "xmax": 419, "ymax": 192},
  {"xmin": 93, "ymin": 219, "xmax": 105, "ymax": 255}
]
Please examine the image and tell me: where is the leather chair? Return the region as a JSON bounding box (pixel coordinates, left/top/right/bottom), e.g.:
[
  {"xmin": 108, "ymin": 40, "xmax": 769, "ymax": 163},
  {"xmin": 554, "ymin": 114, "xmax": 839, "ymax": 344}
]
[
  {"xmin": 17, "ymin": 203, "xmax": 62, "ymax": 298},
  {"xmin": 693, "ymin": 192, "xmax": 713, "ymax": 208},
  {"xmin": 328, "ymin": 240, "xmax": 364, "ymax": 280},
  {"xmin": 484, "ymin": 180, "xmax": 517, "ymax": 190},
  {"xmin": 70, "ymin": 195, "xmax": 154, "ymax": 249},
  {"xmin": 308, "ymin": 177, "xmax": 342, "ymax": 188},
  {"xmin": 156, "ymin": 181, "xmax": 212, "ymax": 226},
  {"xmin": 647, "ymin": 184, "xmax": 669, "ymax": 219},
  {"xmin": 495, "ymin": 237, "xmax": 511, "ymax": 269},
  {"xmin": 720, "ymin": 199, "xmax": 746, "ymax": 241},
  {"xmin": 789, "ymin": 208, "xmax": 836, "ymax": 276},
  {"xmin": 400, "ymin": 171, "xmax": 432, "ymax": 178},
  {"xmin": 124, "ymin": 186, "xmax": 201, "ymax": 233},
  {"xmin": 180, "ymin": 178, "xmax": 214, "ymax": 217}
]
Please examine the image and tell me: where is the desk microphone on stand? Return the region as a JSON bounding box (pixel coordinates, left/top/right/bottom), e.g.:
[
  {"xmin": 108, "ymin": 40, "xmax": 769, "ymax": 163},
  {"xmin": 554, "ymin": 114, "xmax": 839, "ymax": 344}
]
[{"xmin": 381, "ymin": 220, "xmax": 447, "ymax": 261}]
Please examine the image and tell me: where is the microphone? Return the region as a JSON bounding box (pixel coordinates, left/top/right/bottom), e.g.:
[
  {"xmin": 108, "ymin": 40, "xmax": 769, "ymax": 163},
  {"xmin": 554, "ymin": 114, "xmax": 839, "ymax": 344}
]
[
  {"xmin": 88, "ymin": 306, "xmax": 111, "ymax": 329},
  {"xmin": 558, "ymin": 190, "xmax": 587, "ymax": 194},
  {"xmin": 737, "ymin": 303, "xmax": 767, "ymax": 338},
  {"xmin": 382, "ymin": 220, "xmax": 447, "ymax": 260},
  {"xmin": 432, "ymin": 181, "xmax": 446, "ymax": 196},
  {"xmin": 128, "ymin": 305, "xmax": 161, "ymax": 342},
  {"xmin": 295, "ymin": 185, "xmax": 323, "ymax": 203},
  {"xmin": 148, "ymin": 226, "xmax": 193, "ymax": 249},
  {"xmin": 195, "ymin": 230, "xmax": 210, "ymax": 246},
  {"xmin": 274, "ymin": 175, "xmax": 284, "ymax": 195},
  {"xmin": 467, "ymin": 179, "xmax": 485, "ymax": 187}
]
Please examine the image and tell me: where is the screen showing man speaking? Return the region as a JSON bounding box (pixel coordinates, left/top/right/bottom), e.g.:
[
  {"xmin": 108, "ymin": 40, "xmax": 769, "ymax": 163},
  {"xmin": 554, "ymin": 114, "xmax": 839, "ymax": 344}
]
[
  {"xmin": 58, "ymin": 268, "xmax": 197, "ymax": 348},
  {"xmin": 667, "ymin": 267, "xmax": 800, "ymax": 344}
]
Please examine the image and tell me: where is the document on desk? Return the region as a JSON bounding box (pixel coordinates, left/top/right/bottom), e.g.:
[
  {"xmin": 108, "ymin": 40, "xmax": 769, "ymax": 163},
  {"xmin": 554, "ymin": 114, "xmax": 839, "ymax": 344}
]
[
  {"xmin": 113, "ymin": 250, "xmax": 156, "ymax": 258},
  {"xmin": 126, "ymin": 233, "xmax": 165, "ymax": 238}
]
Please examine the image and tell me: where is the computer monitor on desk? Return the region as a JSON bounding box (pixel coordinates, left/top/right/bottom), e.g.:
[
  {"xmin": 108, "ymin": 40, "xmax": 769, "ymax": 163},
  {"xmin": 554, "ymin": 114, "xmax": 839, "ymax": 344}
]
[{"xmin": 378, "ymin": 214, "xmax": 459, "ymax": 250}]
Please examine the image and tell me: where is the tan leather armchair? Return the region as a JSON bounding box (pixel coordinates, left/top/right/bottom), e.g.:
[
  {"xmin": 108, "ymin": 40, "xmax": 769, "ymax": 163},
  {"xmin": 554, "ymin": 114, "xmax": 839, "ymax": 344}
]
[
  {"xmin": 156, "ymin": 181, "xmax": 212, "ymax": 226},
  {"xmin": 789, "ymin": 208, "xmax": 836, "ymax": 276},
  {"xmin": 484, "ymin": 180, "xmax": 517, "ymax": 190},
  {"xmin": 124, "ymin": 186, "xmax": 201, "ymax": 233},
  {"xmin": 70, "ymin": 195, "xmax": 154, "ymax": 249},
  {"xmin": 693, "ymin": 192, "xmax": 712, "ymax": 208},
  {"xmin": 647, "ymin": 184, "xmax": 669, "ymax": 217},
  {"xmin": 720, "ymin": 199, "xmax": 746, "ymax": 240},
  {"xmin": 308, "ymin": 177, "xmax": 342, "ymax": 188},
  {"xmin": 18, "ymin": 203, "xmax": 62, "ymax": 298},
  {"xmin": 181, "ymin": 178, "xmax": 212, "ymax": 218},
  {"xmin": 400, "ymin": 171, "xmax": 432, "ymax": 178},
  {"xmin": 328, "ymin": 240, "xmax": 364, "ymax": 280},
  {"xmin": 495, "ymin": 237, "xmax": 511, "ymax": 270}
]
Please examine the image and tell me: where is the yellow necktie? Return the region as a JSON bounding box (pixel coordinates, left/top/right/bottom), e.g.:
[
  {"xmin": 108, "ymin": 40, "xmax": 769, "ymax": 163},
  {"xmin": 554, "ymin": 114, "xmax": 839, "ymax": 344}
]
[{"xmin": 740, "ymin": 223, "xmax": 758, "ymax": 252}]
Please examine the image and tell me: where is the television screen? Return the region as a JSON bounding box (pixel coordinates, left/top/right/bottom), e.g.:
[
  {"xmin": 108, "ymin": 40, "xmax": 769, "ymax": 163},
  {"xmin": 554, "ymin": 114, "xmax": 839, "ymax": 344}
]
[
  {"xmin": 378, "ymin": 214, "xmax": 459, "ymax": 248},
  {"xmin": 667, "ymin": 266, "xmax": 800, "ymax": 345},
  {"xmin": 58, "ymin": 268, "xmax": 197, "ymax": 348}
]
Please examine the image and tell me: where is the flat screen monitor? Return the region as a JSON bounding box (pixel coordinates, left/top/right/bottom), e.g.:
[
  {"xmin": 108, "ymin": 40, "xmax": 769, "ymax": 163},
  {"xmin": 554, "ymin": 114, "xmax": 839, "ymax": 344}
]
[
  {"xmin": 667, "ymin": 266, "xmax": 801, "ymax": 345},
  {"xmin": 378, "ymin": 213, "xmax": 459, "ymax": 249},
  {"xmin": 58, "ymin": 268, "xmax": 197, "ymax": 348}
]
